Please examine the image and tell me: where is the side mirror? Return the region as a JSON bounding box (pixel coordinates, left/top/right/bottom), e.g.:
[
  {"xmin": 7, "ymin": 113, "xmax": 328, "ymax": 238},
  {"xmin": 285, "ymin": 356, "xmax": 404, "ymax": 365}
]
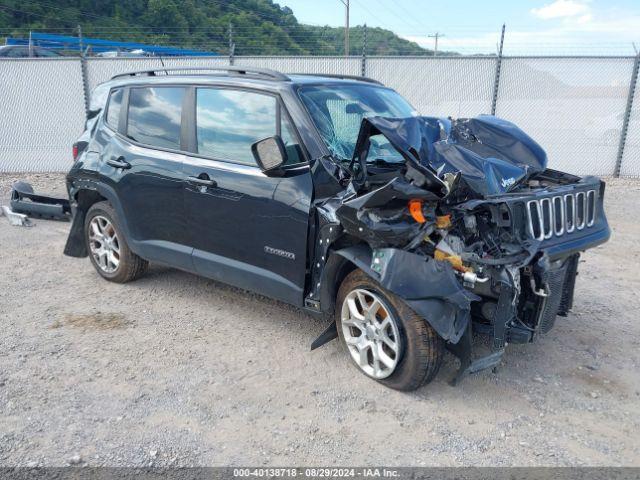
[{"xmin": 251, "ymin": 136, "xmax": 287, "ymax": 174}]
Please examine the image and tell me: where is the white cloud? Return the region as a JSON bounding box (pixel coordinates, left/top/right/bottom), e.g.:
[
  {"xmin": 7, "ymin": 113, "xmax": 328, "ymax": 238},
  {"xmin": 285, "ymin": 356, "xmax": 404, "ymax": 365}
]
[
  {"xmin": 575, "ymin": 13, "xmax": 593, "ymax": 24},
  {"xmin": 531, "ymin": 0, "xmax": 591, "ymax": 20},
  {"xmin": 401, "ymin": 2, "xmax": 639, "ymax": 55}
]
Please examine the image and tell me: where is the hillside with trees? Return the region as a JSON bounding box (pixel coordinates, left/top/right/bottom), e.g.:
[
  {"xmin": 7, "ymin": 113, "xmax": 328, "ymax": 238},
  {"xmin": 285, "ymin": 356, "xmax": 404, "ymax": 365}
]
[{"xmin": 0, "ymin": 0, "xmax": 452, "ymax": 56}]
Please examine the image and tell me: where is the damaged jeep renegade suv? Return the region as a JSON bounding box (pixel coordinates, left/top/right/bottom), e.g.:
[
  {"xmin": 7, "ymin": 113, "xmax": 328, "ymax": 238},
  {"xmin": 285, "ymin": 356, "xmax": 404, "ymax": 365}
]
[{"xmin": 65, "ymin": 66, "xmax": 610, "ymax": 390}]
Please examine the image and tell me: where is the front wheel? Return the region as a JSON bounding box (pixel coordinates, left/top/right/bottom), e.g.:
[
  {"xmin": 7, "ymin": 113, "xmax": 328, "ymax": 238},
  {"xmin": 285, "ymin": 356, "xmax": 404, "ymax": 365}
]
[{"xmin": 336, "ymin": 269, "xmax": 444, "ymax": 391}]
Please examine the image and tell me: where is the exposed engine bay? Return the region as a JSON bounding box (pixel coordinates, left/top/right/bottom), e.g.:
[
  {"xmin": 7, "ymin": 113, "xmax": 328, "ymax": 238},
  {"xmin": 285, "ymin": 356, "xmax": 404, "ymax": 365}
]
[{"xmin": 309, "ymin": 115, "xmax": 610, "ymax": 384}]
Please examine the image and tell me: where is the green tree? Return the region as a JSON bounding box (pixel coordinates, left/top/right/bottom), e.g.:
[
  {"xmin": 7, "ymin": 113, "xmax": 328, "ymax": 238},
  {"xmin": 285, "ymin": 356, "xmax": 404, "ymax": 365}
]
[{"xmin": 0, "ymin": 0, "xmax": 448, "ymax": 56}]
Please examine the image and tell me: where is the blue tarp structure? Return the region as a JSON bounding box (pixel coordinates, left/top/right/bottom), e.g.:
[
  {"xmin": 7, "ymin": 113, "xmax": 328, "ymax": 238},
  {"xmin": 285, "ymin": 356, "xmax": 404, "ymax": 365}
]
[{"xmin": 7, "ymin": 32, "xmax": 217, "ymax": 56}]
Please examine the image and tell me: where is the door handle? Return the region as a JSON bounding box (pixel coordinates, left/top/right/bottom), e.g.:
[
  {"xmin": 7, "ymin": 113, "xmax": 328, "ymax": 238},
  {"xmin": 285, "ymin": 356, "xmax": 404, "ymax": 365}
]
[
  {"xmin": 107, "ymin": 156, "xmax": 131, "ymax": 169},
  {"xmin": 188, "ymin": 175, "xmax": 217, "ymax": 187}
]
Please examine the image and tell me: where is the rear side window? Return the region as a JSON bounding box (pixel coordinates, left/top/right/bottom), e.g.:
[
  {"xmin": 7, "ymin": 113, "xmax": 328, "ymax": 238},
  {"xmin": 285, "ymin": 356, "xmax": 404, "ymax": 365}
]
[
  {"xmin": 127, "ymin": 87, "xmax": 184, "ymax": 150},
  {"xmin": 105, "ymin": 88, "xmax": 123, "ymax": 130},
  {"xmin": 196, "ymin": 88, "xmax": 302, "ymax": 165}
]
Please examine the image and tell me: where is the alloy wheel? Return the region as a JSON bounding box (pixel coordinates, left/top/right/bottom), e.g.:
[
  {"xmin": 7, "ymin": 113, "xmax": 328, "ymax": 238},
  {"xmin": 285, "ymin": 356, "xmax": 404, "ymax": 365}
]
[
  {"xmin": 340, "ymin": 288, "xmax": 401, "ymax": 379},
  {"xmin": 88, "ymin": 215, "xmax": 120, "ymax": 273}
]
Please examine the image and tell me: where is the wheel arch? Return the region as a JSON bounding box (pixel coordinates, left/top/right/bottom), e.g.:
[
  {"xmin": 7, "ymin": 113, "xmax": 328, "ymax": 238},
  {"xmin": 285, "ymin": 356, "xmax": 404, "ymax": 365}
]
[
  {"xmin": 319, "ymin": 243, "xmax": 377, "ymax": 315},
  {"xmin": 63, "ymin": 181, "xmax": 133, "ymax": 258},
  {"xmin": 321, "ymin": 244, "xmax": 473, "ymax": 344}
]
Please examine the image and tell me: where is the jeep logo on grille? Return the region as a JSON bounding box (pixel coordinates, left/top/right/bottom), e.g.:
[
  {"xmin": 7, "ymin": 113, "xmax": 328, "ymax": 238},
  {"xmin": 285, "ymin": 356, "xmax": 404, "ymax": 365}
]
[
  {"xmin": 501, "ymin": 177, "xmax": 516, "ymax": 189},
  {"xmin": 264, "ymin": 246, "xmax": 296, "ymax": 260}
]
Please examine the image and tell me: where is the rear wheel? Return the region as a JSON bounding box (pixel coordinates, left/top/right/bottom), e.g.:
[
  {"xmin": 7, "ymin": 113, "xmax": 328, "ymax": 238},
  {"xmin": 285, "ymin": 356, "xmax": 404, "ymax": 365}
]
[
  {"xmin": 84, "ymin": 201, "xmax": 148, "ymax": 283},
  {"xmin": 336, "ymin": 269, "xmax": 444, "ymax": 391}
]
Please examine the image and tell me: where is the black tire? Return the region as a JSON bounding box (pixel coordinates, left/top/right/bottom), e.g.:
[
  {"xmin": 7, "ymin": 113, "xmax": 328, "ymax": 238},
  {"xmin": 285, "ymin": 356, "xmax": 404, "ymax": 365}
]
[
  {"xmin": 336, "ymin": 269, "xmax": 444, "ymax": 391},
  {"xmin": 84, "ymin": 201, "xmax": 148, "ymax": 283}
]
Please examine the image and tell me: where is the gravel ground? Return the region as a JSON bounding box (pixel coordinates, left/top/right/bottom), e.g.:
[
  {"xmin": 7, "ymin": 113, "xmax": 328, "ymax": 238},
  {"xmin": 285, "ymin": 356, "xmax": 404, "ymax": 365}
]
[{"xmin": 1, "ymin": 173, "xmax": 639, "ymax": 467}]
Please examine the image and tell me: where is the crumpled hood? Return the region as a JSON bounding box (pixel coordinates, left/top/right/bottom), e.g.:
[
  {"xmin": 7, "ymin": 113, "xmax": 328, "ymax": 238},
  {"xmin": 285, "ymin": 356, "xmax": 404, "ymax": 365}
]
[{"xmin": 352, "ymin": 115, "xmax": 548, "ymax": 197}]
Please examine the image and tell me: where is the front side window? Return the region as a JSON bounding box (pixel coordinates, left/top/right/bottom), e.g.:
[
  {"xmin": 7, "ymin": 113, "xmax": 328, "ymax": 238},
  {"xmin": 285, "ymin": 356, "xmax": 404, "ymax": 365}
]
[
  {"xmin": 196, "ymin": 88, "xmax": 302, "ymax": 166},
  {"xmin": 298, "ymin": 84, "xmax": 417, "ymax": 162},
  {"xmin": 105, "ymin": 88, "xmax": 123, "ymax": 130},
  {"xmin": 127, "ymin": 87, "xmax": 184, "ymax": 150}
]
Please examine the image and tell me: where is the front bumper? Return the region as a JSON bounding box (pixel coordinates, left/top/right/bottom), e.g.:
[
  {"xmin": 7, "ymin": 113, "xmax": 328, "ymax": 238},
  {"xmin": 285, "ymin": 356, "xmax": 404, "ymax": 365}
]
[
  {"xmin": 449, "ymin": 178, "xmax": 610, "ymax": 382},
  {"xmin": 544, "ymin": 223, "xmax": 610, "ymax": 260}
]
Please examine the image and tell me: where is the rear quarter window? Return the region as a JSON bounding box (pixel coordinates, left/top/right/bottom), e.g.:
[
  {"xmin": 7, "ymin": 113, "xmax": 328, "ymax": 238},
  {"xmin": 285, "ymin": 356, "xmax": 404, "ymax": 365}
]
[{"xmin": 105, "ymin": 88, "xmax": 123, "ymax": 130}]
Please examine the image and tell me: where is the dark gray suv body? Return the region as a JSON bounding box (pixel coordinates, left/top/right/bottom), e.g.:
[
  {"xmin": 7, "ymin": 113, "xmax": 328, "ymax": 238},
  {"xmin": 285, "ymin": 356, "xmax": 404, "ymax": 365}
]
[{"xmin": 64, "ymin": 67, "xmax": 609, "ymax": 390}]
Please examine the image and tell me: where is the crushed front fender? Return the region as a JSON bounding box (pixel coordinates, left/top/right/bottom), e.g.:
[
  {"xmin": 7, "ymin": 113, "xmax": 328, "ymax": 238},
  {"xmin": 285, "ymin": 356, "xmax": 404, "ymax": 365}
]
[{"xmin": 334, "ymin": 245, "xmax": 479, "ymax": 343}]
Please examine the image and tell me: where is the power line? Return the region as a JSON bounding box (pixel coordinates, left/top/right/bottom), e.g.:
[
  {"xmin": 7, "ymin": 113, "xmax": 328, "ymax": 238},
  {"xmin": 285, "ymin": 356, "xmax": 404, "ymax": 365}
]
[
  {"xmin": 337, "ymin": 0, "xmax": 349, "ymax": 56},
  {"xmin": 3, "ymin": 4, "xmax": 633, "ymax": 56},
  {"xmin": 369, "ymin": 0, "xmax": 422, "ymax": 31},
  {"xmin": 387, "ymin": 0, "xmax": 424, "ymax": 31},
  {"xmin": 350, "ymin": 0, "xmax": 388, "ymax": 29}
]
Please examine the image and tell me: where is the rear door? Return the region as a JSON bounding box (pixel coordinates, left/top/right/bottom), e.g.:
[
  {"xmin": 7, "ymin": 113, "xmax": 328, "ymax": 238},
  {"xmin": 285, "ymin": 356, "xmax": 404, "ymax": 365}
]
[
  {"xmin": 183, "ymin": 86, "xmax": 312, "ymax": 306},
  {"xmin": 99, "ymin": 85, "xmax": 191, "ymax": 270}
]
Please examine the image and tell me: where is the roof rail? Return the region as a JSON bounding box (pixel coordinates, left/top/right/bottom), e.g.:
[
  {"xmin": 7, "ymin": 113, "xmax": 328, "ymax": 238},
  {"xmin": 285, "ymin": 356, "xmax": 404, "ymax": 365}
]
[
  {"xmin": 110, "ymin": 66, "xmax": 290, "ymax": 82},
  {"xmin": 291, "ymin": 73, "xmax": 382, "ymax": 85}
]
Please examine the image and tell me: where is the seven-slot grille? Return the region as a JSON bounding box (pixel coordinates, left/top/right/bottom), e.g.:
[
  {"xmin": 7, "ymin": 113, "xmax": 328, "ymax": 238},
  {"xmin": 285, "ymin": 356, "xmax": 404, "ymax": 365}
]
[{"xmin": 526, "ymin": 190, "xmax": 597, "ymax": 241}]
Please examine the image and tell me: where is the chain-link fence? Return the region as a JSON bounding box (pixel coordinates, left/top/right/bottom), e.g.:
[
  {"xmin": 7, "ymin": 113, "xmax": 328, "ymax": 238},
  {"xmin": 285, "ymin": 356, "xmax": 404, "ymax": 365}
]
[
  {"xmin": 495, "ymin": 57, "xmax": 635, "ymax": 176},
  {"xmin": 1, "ymin": 55, "xmax": 639, "ymax": 176},
  {"xmin": 0, "ymin": 58, "xmax": 85, "ymax": 172},
  {"xmin": 619, "ymin": 60, "xmax": 640, "ymax": 177},
  {"xmin": 367, "ymin": 57, "xmax": 496, "ymax": 118}
]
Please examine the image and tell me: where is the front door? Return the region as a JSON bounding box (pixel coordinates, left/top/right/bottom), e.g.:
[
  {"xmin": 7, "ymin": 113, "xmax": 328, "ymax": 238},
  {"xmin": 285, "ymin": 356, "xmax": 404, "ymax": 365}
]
[{"xmin": 183, "ymin": 86, "xmax": 312, "ymax": 305}]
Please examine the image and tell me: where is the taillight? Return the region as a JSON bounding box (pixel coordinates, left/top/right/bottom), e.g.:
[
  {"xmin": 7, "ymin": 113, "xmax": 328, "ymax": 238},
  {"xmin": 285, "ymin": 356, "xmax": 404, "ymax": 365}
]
[{"xmin": 72, "ymin": 144, "xmax": 79, "ymax": 160}]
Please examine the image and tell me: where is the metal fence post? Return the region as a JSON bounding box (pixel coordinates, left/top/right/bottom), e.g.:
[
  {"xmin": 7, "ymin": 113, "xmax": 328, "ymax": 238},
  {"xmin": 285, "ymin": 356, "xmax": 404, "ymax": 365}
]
[
  {"xmin": 614, "ymin": 52, "xmax": 640, "ymax": 177},
  {"xmin": 77, "ymin": 25, "xmax": 90, "ymax": 120},
  {"xmin": 361, "ymin": 24, "xmax": 367, "ymax": 77},
  {"xmin": 228, "ymin": 22, "xmax": 235, "ymax": 66},
  {"xmin": 490, "ymin": 24, "xmax": 506, "ymax": 116}
]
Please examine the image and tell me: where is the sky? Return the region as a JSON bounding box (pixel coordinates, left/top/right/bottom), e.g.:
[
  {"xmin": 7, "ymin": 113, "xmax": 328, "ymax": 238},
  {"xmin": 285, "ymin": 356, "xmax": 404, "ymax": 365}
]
[{"xmin": 279, "ymin": 0, "xmax": 640, "ymax": 55}]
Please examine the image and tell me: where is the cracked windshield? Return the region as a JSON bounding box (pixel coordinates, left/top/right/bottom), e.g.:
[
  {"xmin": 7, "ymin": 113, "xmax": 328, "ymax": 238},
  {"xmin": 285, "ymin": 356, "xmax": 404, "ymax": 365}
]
[{"xmin": 298, "ymin": 84, "xmax": 418, "ymax": 163}]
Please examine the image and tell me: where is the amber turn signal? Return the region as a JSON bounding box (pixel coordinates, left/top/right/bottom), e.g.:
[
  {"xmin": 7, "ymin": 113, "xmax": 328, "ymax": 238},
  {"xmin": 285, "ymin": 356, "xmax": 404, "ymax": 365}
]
[{"xmin": 408, "ymin": 199, "xmax": 426, "ymax": 223}]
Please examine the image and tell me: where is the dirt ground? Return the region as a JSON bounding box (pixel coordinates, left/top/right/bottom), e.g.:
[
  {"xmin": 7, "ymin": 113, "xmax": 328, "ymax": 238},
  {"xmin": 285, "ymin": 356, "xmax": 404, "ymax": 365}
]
[{"xmin": 0, "ymin": 173, "xmax": 639, "ymax": 467}]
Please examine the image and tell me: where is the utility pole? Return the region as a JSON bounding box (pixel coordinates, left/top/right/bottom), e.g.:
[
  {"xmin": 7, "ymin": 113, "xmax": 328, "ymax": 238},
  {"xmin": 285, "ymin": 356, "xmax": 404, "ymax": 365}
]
[
  {"xmin": 339, "ymin": 0, "xmax": 350, "ymax": 56},
  {"xmin": 428, "ymin": 32, "xmax": 444, "ymax": 57}
]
